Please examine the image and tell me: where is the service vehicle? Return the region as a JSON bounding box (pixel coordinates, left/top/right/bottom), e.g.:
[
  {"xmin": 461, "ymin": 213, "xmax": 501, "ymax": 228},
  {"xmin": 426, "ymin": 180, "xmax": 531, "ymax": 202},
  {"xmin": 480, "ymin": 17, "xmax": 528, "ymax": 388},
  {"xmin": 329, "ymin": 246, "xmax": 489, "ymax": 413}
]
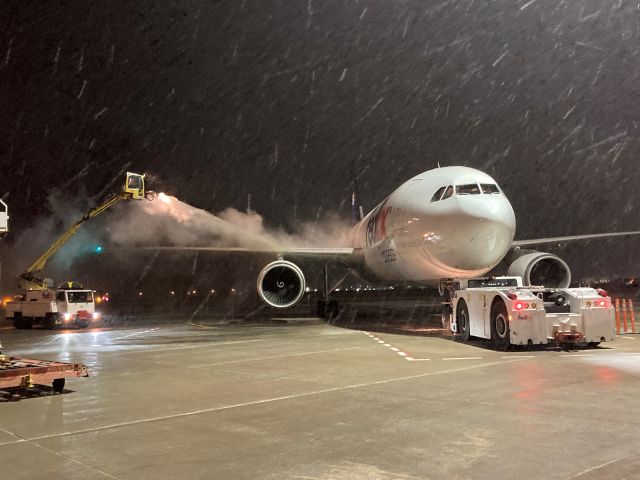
[
  {"xmin": 6, "ymin": 172, "xmax": 155, "ymax": 329},
  {"xmin": 5, "ymin": 282, "xmax": 99, "ymax": 329},
  {"xmin": 441, "ymin": 276, "xmax": 616, "ymax": 349},
  {"xmin": 0, "ymin": 355, "xmax": 89, "ymax": 393}
]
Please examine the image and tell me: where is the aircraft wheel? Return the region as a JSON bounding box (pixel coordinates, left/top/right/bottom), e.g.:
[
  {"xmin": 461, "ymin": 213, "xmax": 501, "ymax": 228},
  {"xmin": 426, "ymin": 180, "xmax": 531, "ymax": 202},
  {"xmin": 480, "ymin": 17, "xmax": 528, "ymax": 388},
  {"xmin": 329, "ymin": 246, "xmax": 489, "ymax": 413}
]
[
  {"xmin": 456, "ymin": 300, "xmax": 471, "ymax": 341},
  {"xmin": 327, "ymin": 300, "xmax": 340, "ymax": 319},
  {"xmin": 491, "ymin": 301, "xmax": 510, "ymax": 351},
  {"xmin": 315, "ymin": 299, "xmax": 327, "ymax": 318}
]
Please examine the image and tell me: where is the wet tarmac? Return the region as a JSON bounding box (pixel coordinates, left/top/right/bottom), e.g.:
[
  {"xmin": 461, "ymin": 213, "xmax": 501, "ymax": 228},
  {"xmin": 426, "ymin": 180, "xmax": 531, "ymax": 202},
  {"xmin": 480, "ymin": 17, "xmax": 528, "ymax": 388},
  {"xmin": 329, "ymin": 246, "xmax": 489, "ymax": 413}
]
[{"xmin": 1, "ymin": 319, "xmax": 640, "ymax": 479}]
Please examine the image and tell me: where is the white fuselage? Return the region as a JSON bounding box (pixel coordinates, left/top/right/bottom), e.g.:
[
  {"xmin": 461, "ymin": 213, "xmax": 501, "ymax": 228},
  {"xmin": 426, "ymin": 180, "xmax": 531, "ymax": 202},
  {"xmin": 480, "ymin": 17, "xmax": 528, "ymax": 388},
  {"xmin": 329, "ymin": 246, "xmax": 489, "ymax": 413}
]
[{"xmin": 352, "ymin": 166, "xmax": 516, "ymax": 283}]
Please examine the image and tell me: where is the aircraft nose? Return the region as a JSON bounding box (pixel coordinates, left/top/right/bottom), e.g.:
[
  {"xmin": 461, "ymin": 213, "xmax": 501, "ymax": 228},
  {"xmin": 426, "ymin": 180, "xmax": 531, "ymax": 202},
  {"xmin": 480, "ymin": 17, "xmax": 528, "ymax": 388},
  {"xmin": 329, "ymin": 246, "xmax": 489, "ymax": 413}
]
[
  {"xmin": 462, "ymin": 193, "xmax": 515, "ymax": 227},
  {"xmin": 427, "ymin": 195, "xmax": 516, "ymax": 272}
]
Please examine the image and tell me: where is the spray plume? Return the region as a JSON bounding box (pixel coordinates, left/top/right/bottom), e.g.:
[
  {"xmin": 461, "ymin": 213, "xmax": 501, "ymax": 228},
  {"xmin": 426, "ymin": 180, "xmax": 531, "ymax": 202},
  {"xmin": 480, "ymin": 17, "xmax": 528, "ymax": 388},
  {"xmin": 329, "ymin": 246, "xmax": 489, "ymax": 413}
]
[
  {"xmin": 106, "ymin": 194, "xmax": 355, "ymax": 251},
  {"xmin": 1, "ymin": 192, "xmax": 355, "ymax": 291}
]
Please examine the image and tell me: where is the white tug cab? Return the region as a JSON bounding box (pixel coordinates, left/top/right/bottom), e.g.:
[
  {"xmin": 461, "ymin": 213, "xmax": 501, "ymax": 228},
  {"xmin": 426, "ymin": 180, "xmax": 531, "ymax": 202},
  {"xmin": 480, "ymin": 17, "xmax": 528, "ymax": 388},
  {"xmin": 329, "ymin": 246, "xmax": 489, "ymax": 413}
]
[{"xmin": 441, "ymin": 276, "xmax": 616, "ymax": 350}]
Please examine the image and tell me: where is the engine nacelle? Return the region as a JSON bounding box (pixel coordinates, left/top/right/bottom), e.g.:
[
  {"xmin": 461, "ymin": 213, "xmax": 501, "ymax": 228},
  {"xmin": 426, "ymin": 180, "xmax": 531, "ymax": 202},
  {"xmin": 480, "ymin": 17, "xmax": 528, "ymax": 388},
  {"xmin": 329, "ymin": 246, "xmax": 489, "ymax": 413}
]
[
  {"xmin": 257, "ymin": 260, "xmax": 306, "ymax": 308},
  {"xmin": 507, "ymin": 250, "xmax": 571, "ymax": 288}
]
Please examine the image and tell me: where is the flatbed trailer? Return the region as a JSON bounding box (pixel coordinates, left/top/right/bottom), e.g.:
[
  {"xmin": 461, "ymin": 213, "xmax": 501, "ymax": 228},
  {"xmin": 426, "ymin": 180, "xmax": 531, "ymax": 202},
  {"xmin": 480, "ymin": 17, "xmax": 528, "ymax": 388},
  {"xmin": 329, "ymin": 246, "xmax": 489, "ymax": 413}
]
[{"xmin": 0, "ymin": 355, "xmax": 89, "ymax": 392}]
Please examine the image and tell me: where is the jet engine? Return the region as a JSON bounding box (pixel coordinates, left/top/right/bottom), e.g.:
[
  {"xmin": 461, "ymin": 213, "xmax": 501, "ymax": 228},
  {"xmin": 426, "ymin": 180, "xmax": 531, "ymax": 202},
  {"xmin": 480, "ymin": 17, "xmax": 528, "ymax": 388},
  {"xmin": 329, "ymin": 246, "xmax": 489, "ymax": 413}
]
[
  {"xmin": 506, "ymin": 249, "xmax": 571, "ymax": 288},
  {"xmin": 257, "ymin": 260, "xmax": 306, "ymax": 308}
]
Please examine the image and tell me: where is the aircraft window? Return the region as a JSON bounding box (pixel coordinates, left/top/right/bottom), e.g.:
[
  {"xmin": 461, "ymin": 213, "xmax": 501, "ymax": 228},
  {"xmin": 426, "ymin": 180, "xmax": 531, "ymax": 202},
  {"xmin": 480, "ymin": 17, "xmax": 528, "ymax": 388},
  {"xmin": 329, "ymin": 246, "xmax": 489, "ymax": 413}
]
[
  {"xmin": 441, "ymin": 185, "xmax": 454, "ymax": 200},
  {"xmin": 456, "ymin": 184, "xmax": 481, "ymax": 195},
  {"xmin": 480, "ymin": 183, "xmax": 500, "ymax": 194},
  {"xmin": 430, "ymin": 187, "xmax": 446, "ymax": 202}
]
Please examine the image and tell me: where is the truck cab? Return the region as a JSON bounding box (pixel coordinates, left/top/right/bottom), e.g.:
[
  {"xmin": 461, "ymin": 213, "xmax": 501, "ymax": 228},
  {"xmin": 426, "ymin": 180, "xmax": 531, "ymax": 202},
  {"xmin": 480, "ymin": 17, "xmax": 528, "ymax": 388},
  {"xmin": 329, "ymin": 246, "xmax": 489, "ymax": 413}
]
[{"xmin": 55, "ymin": 289, "xmax": 97, "ymax": 327}]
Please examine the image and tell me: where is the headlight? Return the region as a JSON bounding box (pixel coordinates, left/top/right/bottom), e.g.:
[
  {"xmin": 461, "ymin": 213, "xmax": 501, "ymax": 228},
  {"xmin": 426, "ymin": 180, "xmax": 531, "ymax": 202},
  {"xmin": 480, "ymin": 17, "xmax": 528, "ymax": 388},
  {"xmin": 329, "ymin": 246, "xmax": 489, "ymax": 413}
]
[
  {"xmin": 92, "ymin": 312, "xmax": 100, "ymax": 320},
  {"xmin": 63, "ymin": 313, "xmax": 72, "ymax": 321}
]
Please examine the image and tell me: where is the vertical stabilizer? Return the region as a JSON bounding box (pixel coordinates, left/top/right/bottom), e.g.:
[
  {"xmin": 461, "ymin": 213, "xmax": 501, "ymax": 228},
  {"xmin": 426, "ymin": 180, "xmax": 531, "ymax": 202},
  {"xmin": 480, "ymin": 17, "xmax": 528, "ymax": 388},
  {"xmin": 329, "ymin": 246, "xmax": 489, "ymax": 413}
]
[{"xmin": 351, "ymin": 161, "xmax": 364, "ymax": 225}]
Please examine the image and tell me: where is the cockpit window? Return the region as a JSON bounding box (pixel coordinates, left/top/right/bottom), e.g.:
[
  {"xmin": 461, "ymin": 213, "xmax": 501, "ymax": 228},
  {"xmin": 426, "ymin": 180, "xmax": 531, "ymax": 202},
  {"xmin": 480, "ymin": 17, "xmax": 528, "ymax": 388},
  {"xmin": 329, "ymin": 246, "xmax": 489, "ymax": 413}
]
[
  {"xmin": 430, "ymin": 185, "xmax": 454, "ymax": 202},
  {"xmin": 480, "ymin": 183, "xmax": 500, "ymax": 194},
  {"xmin": 430, "ymin": 187, "xmax": 446, "ymax": 202},
  {"xmin": 456, "ymin": 184, "xmax": 481, "ymax": 195}
]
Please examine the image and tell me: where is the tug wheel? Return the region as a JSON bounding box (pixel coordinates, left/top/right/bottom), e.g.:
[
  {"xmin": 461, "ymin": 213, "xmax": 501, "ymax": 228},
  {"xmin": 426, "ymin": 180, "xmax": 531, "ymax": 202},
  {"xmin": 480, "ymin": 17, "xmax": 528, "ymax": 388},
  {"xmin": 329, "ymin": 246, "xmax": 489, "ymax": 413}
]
[
  {"xmin": 491, "ymin": 301, "xmax": 510, "ymax": 351},
  {"xmin": 456, "ymin": 299, "xmax": 471, "ymax": 341}
]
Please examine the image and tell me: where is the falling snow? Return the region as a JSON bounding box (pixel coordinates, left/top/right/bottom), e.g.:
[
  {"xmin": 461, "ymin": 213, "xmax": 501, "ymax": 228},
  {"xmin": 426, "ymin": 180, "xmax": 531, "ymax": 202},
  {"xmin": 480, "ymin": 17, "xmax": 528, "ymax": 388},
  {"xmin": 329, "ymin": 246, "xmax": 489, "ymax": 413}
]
[{"xmin": 0, "ymin": 0, "xmax": 639, "ymax": 304}]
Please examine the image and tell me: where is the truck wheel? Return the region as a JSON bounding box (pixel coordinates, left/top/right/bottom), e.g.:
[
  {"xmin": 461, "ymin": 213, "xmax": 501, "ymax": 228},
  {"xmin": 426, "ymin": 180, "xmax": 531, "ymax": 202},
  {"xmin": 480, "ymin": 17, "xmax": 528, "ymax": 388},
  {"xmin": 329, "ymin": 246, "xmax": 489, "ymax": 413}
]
[
  {"xmin": 16, "ymin": 316, "xmax": 33, "ymax": 330},
  {"xmin": 52, "ymin": 378, "xmax": 65, "ymax": 393},
  {"xmin": 491, "ymin": 301, "xmax": 510, "ymax": 351},
  {"xmin": 45, "ymin": 313, "xmax": 57, "ymax": 329},
  {"xmin": 456, "ymin": 299, "xmax": 471, "ymax": 341},
  {"xmin": 13, "ymin": 312, "xmax": 23, "ymax": 329}
]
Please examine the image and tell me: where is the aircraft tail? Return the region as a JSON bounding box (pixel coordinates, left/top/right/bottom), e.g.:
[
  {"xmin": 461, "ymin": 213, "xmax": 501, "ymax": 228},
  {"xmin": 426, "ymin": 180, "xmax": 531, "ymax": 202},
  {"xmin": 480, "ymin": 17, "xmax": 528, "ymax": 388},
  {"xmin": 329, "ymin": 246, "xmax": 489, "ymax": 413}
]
[{"xmin": 351, "ymin": 162, "xmax": 364, "ymax": 225}]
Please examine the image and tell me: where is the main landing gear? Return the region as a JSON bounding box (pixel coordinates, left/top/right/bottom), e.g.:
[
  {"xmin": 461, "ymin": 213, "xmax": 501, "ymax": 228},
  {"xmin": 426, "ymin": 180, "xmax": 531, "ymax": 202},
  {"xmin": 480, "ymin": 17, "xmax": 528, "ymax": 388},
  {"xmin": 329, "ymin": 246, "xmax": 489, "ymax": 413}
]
[{"xmin": 315, "ymin": 265, "xmax": 342, "ymax": 319}]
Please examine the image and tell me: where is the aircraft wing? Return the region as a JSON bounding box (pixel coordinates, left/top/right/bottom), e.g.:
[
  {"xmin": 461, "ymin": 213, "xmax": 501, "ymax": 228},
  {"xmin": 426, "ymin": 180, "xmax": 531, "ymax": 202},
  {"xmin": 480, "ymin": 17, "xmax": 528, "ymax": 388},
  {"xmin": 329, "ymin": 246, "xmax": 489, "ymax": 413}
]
[
  {"xmin": 133, "ymin": 245, "xmax": 361, "ymax": 262},
  {"xmin": 512, "ymin": 230, "xmax": 640, "ymax": 247},
  {"xmin": 135, "ymin": 245, "xmax": 354, "ymax": 255}
]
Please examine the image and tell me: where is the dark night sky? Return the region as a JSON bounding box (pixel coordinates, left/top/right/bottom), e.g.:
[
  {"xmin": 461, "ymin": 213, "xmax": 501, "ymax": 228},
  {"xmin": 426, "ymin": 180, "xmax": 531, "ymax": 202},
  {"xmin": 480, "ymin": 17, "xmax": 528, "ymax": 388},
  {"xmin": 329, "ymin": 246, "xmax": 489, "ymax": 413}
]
[{"xmin": 1, "ymin": 0, "xmax": 639, "ymax": 284}]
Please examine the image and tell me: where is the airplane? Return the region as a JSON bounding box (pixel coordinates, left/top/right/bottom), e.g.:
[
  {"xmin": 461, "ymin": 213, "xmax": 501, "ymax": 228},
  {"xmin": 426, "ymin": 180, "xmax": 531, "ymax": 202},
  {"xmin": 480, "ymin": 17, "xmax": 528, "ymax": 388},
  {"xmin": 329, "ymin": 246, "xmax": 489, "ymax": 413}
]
[{"xmin": 142, "ymin": 166, "xmax": 640, "ymax": 315}]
